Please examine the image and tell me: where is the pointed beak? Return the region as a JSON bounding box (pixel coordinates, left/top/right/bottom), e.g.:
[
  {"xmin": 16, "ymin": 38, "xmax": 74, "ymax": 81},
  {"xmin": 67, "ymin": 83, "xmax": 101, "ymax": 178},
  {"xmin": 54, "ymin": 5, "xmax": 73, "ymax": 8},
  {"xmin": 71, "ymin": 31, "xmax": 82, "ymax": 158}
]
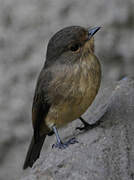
[{"xmin": 88, "ymin": 27, "xmax": 101, "ymax": 40}]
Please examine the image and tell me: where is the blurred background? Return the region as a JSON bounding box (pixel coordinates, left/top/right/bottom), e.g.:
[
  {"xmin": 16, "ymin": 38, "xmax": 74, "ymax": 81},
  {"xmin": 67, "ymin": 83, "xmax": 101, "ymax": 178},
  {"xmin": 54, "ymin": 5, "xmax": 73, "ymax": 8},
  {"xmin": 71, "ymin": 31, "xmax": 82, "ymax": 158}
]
[{"xmin": 0, "ymin": 0, "xmax": 134, "ymax": 179}]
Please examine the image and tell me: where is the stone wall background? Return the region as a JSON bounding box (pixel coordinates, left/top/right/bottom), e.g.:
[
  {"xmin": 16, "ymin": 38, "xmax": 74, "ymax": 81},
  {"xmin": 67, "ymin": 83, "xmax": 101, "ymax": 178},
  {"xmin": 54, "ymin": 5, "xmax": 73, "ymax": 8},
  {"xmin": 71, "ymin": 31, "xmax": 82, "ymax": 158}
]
[{"xmin": 0, "ymin": 0, "xmax": 134, "ymax": 179}]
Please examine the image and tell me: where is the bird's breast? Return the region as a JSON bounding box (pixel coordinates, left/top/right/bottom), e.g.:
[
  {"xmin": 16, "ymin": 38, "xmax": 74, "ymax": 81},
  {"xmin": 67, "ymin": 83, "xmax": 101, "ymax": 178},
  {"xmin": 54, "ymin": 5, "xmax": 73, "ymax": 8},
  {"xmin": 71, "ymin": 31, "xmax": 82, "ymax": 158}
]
[
  {"xmin": 46, "ymin": 54, "xmax": 101, "ymax": 128},
  {"xmin": 72, "ymin": 54, "xmax": 101, "ymax": 111}
]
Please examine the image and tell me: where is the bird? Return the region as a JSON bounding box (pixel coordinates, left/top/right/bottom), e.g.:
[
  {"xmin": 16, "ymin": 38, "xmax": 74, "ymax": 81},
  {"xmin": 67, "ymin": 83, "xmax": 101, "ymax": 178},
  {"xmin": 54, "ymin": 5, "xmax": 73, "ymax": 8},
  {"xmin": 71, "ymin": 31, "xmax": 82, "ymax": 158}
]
[{"xmin": 23, "ymin": 25, "xmax": 101, "ymax": 169}]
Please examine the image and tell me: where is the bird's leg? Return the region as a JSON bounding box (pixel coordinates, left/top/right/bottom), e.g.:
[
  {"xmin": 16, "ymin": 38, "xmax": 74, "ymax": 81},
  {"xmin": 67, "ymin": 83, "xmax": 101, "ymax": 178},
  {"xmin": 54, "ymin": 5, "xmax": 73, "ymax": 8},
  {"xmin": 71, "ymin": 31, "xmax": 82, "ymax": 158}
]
[
  {"xmin": 52, "ymin": 126, "xmax": 78, "ymax": 149},
  {"xmin": 76, "ymin": 117, "xmax": 100, "ymax": 131}
]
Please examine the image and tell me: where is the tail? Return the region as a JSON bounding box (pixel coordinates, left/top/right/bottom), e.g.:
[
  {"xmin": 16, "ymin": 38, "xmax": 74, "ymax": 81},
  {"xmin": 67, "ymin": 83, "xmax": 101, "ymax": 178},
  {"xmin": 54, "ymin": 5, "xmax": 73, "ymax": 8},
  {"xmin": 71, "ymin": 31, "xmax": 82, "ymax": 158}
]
[{"xmin": 23, "ymin": 135, "xmax": 46, "ymax": 169}]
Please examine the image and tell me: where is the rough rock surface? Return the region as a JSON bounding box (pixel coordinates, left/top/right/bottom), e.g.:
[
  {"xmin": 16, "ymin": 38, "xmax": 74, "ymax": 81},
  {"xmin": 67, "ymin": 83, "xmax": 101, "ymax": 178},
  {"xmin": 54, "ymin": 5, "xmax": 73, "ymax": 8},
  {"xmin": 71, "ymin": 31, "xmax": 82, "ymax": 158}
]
[
  {"xmin": 21, "ymin": 78, "xmax": 134, "ymax": 180},
  {"xmin": 0, "ymin": 0, "xmax": 134, "ymax": 179}
]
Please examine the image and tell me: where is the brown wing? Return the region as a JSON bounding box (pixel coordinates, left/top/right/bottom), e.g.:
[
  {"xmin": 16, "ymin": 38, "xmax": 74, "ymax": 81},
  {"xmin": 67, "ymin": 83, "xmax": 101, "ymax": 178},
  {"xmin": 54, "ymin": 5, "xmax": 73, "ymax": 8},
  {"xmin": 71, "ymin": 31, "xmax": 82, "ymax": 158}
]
[{"xmin": 32, "ymin": 68, "xmax": 52, "ymax": 143}]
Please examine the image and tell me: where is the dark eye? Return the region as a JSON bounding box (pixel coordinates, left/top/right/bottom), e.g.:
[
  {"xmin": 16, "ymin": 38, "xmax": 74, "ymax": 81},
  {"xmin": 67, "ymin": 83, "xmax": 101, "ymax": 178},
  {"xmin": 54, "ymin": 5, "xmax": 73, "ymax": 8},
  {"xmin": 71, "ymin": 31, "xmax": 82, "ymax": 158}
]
[{"xmin": 70, "ymin": 44, "xmax": 80, "ymax": 52}]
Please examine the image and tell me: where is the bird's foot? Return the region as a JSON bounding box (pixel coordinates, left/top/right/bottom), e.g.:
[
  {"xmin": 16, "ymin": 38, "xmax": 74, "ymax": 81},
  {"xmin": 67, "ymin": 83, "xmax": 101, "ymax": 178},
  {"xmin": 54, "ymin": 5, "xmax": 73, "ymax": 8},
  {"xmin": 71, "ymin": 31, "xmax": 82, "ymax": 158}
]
[
  {"xmin": 52, "ymin": 137, "xmax": 78, "ymax": 149},
  {"xmin": 76, "ymin": 117, "xmax": 100, "ymax": 131},
  {"xmin": 76, "ymin": 124, "xmax": 96, "ymax": 131}
]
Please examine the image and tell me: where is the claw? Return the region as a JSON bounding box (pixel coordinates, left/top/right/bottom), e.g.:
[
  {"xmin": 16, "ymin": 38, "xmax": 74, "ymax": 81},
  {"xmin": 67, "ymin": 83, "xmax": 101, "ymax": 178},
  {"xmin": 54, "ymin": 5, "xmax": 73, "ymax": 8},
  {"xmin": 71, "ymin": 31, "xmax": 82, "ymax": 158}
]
[
  {"xmin": 52, "ymin": 137, "xmax": 78, "ymax": 149},
  {"xmin": 52, "ymin": 142, "xmax": 68, "ymax": 149},
  {"xmin": 76, "ymin": 122, "xmax": 100, "ymax": 131},
  {"xmin": 76, "ymin": 125, "xmax": 93, "ymax": 131},
  {"xmin": 77, "ymin": 117, "xmax": 101, "ymax": 131}
]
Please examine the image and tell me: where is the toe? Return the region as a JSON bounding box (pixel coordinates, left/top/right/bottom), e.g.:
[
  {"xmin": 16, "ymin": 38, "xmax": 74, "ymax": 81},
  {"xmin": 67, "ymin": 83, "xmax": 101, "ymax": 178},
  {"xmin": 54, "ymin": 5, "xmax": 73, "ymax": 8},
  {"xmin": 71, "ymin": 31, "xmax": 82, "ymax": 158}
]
[
  {"xmin": 52, "ymin": 142, "xmax": 68, "ymax": 149},
  {"xmin": 66, "ymin": 137, "xmax": 78, "ymax": 144},
  {"xmin": 76, "ymin": 126, "xmax": 85, "ymax": 131},
  {"xmin": 52, "ymin": 137, "xmax": 78, "ymax": 149}
]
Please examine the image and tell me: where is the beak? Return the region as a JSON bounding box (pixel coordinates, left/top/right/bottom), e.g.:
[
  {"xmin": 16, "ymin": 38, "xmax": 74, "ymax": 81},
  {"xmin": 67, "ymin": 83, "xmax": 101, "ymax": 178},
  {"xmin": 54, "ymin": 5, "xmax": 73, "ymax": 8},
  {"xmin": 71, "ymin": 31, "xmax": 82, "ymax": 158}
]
[{"xmin": 88, "ymin": 27, "xmax": 101, "ymax": 40}]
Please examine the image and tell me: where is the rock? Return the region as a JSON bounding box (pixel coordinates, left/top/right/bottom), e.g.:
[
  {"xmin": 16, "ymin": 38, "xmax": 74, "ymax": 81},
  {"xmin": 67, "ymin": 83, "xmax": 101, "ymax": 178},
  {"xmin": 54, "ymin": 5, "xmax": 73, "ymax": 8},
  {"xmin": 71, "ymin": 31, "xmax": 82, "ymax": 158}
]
[{"xmin": 21, "ymin": 78, "xmax": 134, "ymax": 180}]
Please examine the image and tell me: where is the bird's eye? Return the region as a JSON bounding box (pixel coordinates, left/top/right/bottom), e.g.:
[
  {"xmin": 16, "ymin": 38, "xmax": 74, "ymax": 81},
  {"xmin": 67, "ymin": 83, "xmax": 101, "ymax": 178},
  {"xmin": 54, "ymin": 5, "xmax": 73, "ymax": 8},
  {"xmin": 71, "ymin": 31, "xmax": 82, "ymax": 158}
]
[{"xmin": 70, "ymin": 44, "xmax": 80, "ymax": 52}]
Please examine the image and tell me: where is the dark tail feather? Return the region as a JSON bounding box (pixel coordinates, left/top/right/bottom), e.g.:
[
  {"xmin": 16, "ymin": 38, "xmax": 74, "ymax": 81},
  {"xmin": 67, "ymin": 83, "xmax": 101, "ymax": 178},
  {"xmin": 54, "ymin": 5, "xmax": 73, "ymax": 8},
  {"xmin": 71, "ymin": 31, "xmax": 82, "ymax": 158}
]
[{"xmin": 23, "ymin": 135, "xmax": 46, "ymax": 169}]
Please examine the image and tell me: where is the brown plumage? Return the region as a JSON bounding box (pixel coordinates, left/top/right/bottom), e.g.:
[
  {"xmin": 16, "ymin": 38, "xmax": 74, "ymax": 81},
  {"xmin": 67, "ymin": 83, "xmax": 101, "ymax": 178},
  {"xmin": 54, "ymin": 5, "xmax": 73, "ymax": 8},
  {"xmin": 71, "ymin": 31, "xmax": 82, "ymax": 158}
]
[{"xmin": 23, "ymin": 26, "xmax": 101, "ymax": 169}]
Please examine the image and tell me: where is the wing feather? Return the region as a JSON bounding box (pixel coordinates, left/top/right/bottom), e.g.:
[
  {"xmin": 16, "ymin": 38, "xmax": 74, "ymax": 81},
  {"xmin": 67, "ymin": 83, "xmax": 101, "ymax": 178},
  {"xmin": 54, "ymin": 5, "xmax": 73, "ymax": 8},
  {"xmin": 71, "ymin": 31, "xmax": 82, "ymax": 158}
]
[{"xmin": 32, "ymin": 68, "xmax": 52, "ymax": 142}]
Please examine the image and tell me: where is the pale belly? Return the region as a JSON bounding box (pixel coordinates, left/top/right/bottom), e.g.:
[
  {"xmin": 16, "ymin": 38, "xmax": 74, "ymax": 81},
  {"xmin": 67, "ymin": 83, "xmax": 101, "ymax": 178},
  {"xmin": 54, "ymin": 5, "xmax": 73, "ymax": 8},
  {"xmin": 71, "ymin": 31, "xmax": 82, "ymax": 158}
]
[
  {"xmin": 45, "ymin": 81, "xmax": 100, "ymax": 128},
  {"xmin": 45, "ymin": 54, "xmax": 101, "ymax": 129}
]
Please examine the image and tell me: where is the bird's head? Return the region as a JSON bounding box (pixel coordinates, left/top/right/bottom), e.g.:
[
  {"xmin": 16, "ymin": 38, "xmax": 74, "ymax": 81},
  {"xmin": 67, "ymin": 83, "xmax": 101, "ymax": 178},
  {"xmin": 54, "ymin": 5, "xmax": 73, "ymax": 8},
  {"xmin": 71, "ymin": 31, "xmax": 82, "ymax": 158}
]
[{"xmin": 46, "ymin": 26, "xmax": 100, "ymax": 67}]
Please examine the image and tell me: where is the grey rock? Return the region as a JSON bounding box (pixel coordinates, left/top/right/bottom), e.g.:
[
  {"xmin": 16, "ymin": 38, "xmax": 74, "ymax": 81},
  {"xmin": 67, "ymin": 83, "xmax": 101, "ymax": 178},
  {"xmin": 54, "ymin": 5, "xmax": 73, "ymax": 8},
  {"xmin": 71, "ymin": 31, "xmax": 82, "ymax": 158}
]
[{"xmin": 21, "ymin": 78, "xmax": 134, "ymax": 180}]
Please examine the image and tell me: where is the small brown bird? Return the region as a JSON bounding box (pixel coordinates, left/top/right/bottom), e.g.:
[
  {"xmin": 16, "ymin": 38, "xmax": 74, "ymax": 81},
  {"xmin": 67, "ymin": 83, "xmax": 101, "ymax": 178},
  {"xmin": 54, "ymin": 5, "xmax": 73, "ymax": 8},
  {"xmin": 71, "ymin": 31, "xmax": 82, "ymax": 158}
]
[{"xmin": 23, "ymin": 25, "xmax": 101, "ymax": 169}]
